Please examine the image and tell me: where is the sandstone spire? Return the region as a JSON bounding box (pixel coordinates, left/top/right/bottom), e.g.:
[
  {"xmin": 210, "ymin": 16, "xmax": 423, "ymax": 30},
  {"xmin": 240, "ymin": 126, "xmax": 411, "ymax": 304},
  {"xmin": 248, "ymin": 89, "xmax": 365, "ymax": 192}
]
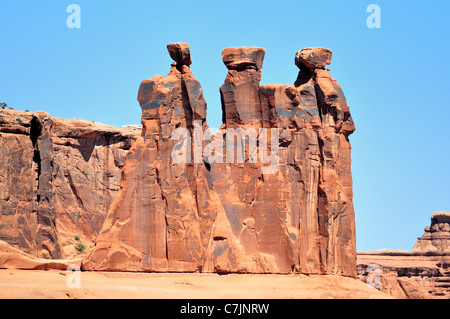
[{"xmin": 82, "ymin": 44, "xmax": 357, "ymax": 277}]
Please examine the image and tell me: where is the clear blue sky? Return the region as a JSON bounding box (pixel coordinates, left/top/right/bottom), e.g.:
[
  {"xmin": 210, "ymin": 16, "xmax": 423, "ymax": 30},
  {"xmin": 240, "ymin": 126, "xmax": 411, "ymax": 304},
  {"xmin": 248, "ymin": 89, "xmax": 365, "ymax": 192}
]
[{"xmin": 1, "ymin": 0, "xmax": 449, "ymax": 252}]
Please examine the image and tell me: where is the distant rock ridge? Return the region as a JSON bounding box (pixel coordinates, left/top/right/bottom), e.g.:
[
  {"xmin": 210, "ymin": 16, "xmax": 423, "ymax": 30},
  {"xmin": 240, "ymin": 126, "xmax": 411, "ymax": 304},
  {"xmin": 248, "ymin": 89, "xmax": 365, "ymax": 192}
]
[
  {"xmin": 82, "ymin": 43, "xmax": 357, "ymax": 277},
  {"xmin": 413, "ymin": 211, "xmax": 450, "ymax": 255},
  {"xmin": 357, "ymin": 211, "xmax": 450, "ymax": 299}
]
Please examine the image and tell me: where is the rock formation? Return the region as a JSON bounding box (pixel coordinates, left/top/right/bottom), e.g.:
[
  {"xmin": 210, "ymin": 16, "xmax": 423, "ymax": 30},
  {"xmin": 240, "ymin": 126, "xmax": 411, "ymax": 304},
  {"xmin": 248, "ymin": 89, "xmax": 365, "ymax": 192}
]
[
  {"xmin": 83, "ymin": 44, "xmax": 357, "ymax": 276},
  {"xmin": 209, "ymin": 46, "xmax": 356, "ymax": 275},
  {"xmin": 413, "ymin": 211, "xmax": 450, "ymax": 255},
  {"xmin": 357, "ymin": 251, "xmax": 450, "ymax": 299},
  {"xmin": 357, "ymin": 211, "xmax": 450, "ymax": 299},
  {"xmin": 0, "ymin": 109, "xmax": 140, "ymax": 259},
  {"xmin": 82, "ymin": 43, "xmax": 227, "ymax": 272}
]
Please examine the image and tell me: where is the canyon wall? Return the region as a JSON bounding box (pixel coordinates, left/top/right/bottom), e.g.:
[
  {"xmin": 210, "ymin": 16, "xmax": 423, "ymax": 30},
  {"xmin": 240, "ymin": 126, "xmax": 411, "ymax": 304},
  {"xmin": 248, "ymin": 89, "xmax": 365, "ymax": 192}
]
[{"xmin": 0, "ymin": 109, "xmax": 140, "ymax": 259}]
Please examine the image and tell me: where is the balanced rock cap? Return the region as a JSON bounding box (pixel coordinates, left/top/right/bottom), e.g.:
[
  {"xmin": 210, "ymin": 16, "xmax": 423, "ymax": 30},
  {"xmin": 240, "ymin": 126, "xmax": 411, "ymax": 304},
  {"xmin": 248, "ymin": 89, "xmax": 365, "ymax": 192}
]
[
  {"xmin": 222, "ymin": 47, "xmax": 265, "ymax": 70},
  {"xmin": 431, "ymin": 211, "xmax": 450, "ymax": 224},
  {"xmin": 167, "ymin": 42, "xmax": 192, "ymax": 66},
  {"xmin": 295, "ymin": 47, "xmax": 332, "ymax": 69}
]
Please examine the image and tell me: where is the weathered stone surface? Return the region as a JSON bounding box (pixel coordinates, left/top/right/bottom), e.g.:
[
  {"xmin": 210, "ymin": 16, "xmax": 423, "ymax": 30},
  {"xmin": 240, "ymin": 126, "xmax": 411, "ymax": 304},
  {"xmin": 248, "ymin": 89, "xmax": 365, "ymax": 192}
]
[
  {"xmin": 413, "ymin": 211, "xmax": 450, "ymax": 255},
  {"xmin": 210, "ymin": 46, "xmax": 356, "ymax": 276},
  {"xmin": 0, "ymin": 110, "xmax": 38, "ymax": 257},
  {"xmin": 83, "ymin": 44, "xmax": 357, "ymax": 277},
  {"xmin": 0, "ymin": 109, "xmax": 140, "ymax": 259},
  {"xmin": 220, "ymin": 47, "xmax": 265, "ymax": 127},
  {"xmin": 222, "ymin": 47, "xmax": 265, "ymax": 70},
  {"xmin": 357, "ymin": 250, "xmax": 450, "ymax": 299},
  {"xmin": 0, "ymin": 240, "xmax": 77, "ymax": 270},
  {"xmin": 0, "ymin": 44, "xmax": 357, "ymax": 277},
  {"xmin": 357, "ymin": 213, "xmax": 450, "ymax": 299},
  {"xmin": 295, "ymin": 47, "xmax": 332, "ymax": 70},
  {"xmin": 83, "ymin": 43, "xmax": 232, "ymax": 272},
  {"xmin": 167, "ymin": 42, "xmax": 192, "ymax": 66}
]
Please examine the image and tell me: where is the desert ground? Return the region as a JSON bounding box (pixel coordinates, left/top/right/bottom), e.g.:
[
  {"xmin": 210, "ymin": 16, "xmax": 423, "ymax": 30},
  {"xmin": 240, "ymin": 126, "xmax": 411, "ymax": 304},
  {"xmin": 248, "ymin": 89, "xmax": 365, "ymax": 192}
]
[{"xmin": 0, "ymin": 269, "xmax": 391, "ymax": 299}]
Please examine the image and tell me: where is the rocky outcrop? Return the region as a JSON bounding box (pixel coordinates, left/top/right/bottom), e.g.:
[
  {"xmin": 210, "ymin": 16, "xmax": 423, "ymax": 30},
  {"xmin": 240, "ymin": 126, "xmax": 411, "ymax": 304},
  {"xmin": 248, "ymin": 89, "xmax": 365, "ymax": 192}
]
[
  {"xmin": 83, "ymin": 44, "xmax": 357, "ymax": 276},
  {"xmin": 208, "ymin": 46, "xmax": 356, "ymax": 276},
  {"xmin": 295, "ymin": 47, "xmax": 332, "ymax": 70},
  {"xmin": 82, "ymin": 43, "xmax": 225, "ymax": 272},
  {"xmin": 413, "ymin": 211, "xmax": 450, "ymax": 255},
  {"xmin": 0, "ymin": 109, "xmax": 140, "ymax": 259},
  {"xmin": 357, "ymin": 212, "xmax": 450, "ymax": 299},
  {"xmin": 0, "ymin": 240, "xmax": 78, "ymax": 270},
  {"xmin": 357, "ymin": 251, "xmax": 450, "ymax": 299}
]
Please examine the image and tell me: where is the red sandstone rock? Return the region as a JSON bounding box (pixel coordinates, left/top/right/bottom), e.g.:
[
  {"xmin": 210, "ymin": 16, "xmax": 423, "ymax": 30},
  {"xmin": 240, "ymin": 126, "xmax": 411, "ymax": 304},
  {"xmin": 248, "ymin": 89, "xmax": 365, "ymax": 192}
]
[
  {"xmin": 357, "ymin": 250, "xmax": 450, "ymax": 299},
  {"xmin": 167, "ymin": 42, "xmax": 192, "ymax": 67},
  {"xmin": 220, "ymin": 47, "xmax": 265, "ymax": 127},
  {"xmin": 222, "ymin": 47, "xmax": 265, "ymax": 70},
  {"xmin": 83, "ymin": 44, "xmax": 357, "ymax": 277},
  {"xmin": 83, "ymin": 43, "xmax": 226, "ymax": 272},
  {"xmin": 0, "ymin": 109, "xmax": 140, "ymax": 259},
  {"xmin": 211, "ymin": 46, "xmax": 356, "ymax": 276},
  {"xmin": 413, "ymin": 211, "xmax": 450, "ymax": 255},
  {"xmin": 0, "ymin": 240, "xmax": 78, "ymax": 270},
  {"xmin": 295, "ymin": 47, "xmax": 332, "ymax": 70},
  {"xmin": 357, "ymin": 212, "xmax": 450, "ymax": 299}
]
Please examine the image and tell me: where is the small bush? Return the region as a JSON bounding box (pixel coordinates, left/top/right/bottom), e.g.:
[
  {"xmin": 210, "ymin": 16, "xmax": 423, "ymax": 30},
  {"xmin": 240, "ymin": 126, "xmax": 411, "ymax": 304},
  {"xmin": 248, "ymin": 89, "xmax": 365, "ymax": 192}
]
[{"xmin": 75, "ymin": 242, "xmax": 86, "ymax": 254}]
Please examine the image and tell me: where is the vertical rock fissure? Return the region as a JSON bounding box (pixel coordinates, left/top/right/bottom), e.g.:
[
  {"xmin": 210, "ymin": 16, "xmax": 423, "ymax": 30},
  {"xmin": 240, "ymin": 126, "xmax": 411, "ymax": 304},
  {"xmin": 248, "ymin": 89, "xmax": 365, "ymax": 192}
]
[{"xmin": 30, "ymin": 117, "xmax": 42, "ymax": 203}]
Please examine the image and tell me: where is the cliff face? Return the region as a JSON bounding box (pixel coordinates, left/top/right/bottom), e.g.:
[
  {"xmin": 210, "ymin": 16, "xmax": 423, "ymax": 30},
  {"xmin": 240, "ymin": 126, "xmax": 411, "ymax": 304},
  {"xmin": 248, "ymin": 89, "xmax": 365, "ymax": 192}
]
[
  {"xmin": 0, "ymin": 109, "xmax": 140, "ymax": 259},
  {"xmin": 413, "ymin": 211, "xmax": 450, "ymax": 255},
  {"xmin": 82, "ymin": 43, "xmax": 357, "ymax": 276}
]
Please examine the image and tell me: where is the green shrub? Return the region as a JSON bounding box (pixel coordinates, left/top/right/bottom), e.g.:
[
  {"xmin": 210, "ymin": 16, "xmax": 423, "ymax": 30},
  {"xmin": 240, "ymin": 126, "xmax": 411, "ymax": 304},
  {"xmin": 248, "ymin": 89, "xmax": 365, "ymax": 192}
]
[{"xmin": 75, "ymin": 242, "xmax": 86, "ymax": 254}]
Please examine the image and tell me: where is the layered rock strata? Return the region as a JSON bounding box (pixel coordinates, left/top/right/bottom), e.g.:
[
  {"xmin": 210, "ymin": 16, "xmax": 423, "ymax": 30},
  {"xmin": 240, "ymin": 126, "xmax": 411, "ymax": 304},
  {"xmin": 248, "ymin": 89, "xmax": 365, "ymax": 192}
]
[
  {"xmin": 0, "ymin": 109, "xmax": 140, "ymax": 259},
  {"xmin": 357, "ymin": 212, "xmax": 450, "ymax": 299},
  {"xmin": 83, "ymin": 44, "xmax": 357, "ymax": 276},
  {"xmin": 413, "ymin": 211, "xmax": 450, "ymax": 255},
  {"xmin": 357, "ymin": 251, "xmax": 450, "ymax": 299}
]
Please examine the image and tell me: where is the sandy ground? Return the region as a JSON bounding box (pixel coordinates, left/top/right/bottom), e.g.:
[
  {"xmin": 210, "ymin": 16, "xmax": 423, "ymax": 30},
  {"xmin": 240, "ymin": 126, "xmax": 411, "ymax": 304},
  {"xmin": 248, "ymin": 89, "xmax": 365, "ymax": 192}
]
[{"xmin": 0, "ymin": 269, "xmax": 392, "ymax": 299}]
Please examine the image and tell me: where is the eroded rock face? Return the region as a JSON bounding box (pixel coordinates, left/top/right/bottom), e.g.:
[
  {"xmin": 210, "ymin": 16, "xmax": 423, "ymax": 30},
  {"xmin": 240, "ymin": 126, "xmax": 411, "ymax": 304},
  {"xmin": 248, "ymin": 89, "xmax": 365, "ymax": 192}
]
[
  {"xmin": 83, "ymin": 43, "xmax": 357, "ymax": 277},
  {"xmin": 83, "ymin": 43, "xmax": 229, "ymax": 272},
  {"xmin": 357, "ymin": 251, "xmax": 450, "ymax": 299},
  {"xmin": 413, "ymin": 211, "xmax": 450, "ymax": 255},
  {"xmin": 167, "ymin": 42, "xmax": 192, "ymax": 67},
  {"xmin": 0, "ymin": 109, "xmax": 140, "ymax": 259},
  {"xmin": 210, "ymin": 46, "xmax": 356, "ymax": 276},
  {"xmin": 357, "ymin": 213, "xmax": 450, "ymax": 299},
  {"xmin": 295, "ymin": 47, "xmax": 332, "ymax": 70}
]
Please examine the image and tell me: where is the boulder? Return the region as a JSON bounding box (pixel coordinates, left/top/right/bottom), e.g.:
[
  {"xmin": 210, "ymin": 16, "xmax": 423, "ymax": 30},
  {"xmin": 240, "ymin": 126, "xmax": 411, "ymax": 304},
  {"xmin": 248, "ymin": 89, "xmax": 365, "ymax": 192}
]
[
  {"xmin": 295, "ymin": 47, "xmax": 332, "ymax": 70},
  {"xmin": 222, "ymin": 47, "xmax": 265, "ymax": 70},
  {"xmin": 83, "ymin": 44, "xmax": 357, "ymax": 277}
]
